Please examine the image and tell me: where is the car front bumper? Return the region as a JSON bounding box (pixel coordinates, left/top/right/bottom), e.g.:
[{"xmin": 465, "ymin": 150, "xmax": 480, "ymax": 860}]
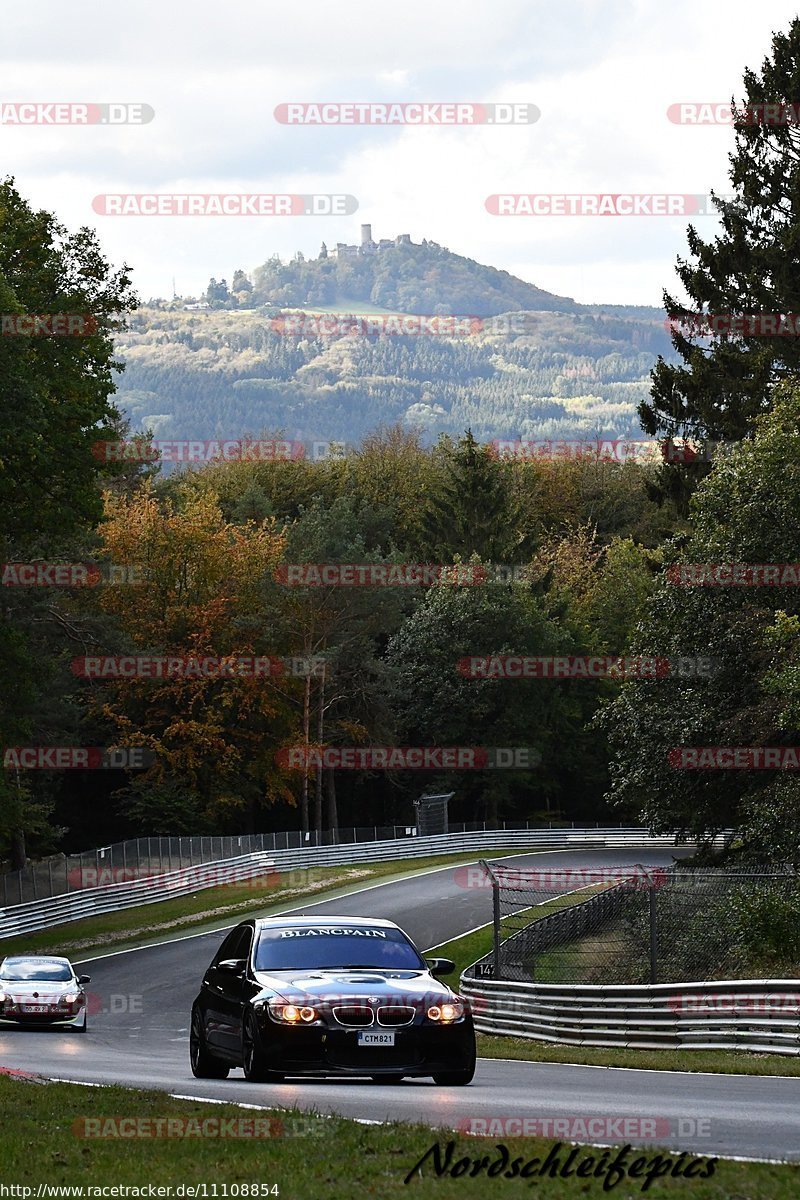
[
  {"xmin": 0, "ymin": 1005, "xmax": 86, "ymax": 1028},
  {"xmin": 254, "ymin": 1013, "xmax": 475, "ymax": 1076}
]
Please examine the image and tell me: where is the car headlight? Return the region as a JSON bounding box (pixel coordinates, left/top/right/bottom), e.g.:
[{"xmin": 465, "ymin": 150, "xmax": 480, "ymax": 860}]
[
  {"xmin": 426, "ymin": 1001, "xmax": 464, "ymax": 1023},
  {"xmin": 63, "ymin": 993, "xmax": 79, "ymax": 1005},
  {"xmin": 0, "ymin": 992, "xmax": 5, "ymax": 1004},
  {"xmin": 267, "ymin": 1003, "xmax": 317, "ymax": 1024}
]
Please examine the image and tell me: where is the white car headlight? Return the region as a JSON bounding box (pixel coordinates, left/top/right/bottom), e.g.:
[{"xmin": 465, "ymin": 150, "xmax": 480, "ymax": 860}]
[
  {"xmin": 426, "ymin": 1001, "xmax": 465, "ymax": 1023},
  {"xmin": 267, "ymin": 1002, "xmax": 317, "ymax": 1024}
]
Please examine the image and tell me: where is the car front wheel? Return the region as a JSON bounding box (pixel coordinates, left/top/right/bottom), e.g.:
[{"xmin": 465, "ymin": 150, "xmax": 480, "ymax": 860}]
[
  {"xmin": 241, "ymin": 1013, "xmax": 284, "ymax": 1083},
  {"xmin": 431, "ymin": 1065, "xmax": 475, "ymax": 1085},
  {"xmin": 432, "ymin": 1044, "xmax": 476, "ymax": 1086}
]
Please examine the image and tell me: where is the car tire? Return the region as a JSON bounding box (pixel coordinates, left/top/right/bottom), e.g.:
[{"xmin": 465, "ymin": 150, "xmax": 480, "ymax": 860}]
[
  {"xmin": 431, "ymin": 1065, "xmax": 475, "ymax": 1086},
  {"xmin": 241, "ymin": 1013, "xmax": 283, "ymax": 1083},
  {"xmin": 432, "ymin": 1043, "xmax": 476, "ymax": 1086},
  {"xmin": 190, "ymin": 1006, "xmax": 230, "ymax": 1079}
]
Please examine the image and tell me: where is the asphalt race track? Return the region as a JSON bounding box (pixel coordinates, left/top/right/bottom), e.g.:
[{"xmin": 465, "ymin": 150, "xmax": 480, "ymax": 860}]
[{"xmin": 3, "ymin": 846, "xmax": 800, "ymax": 1163}]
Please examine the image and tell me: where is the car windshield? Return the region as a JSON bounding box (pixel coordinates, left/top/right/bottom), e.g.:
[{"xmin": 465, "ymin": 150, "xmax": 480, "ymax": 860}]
[
  {"xmin": 0, "ymin": 960, "xmax": 72, "ymax": 982},
  {"xmin": 253, "ymin": 925, "xmax": 426, "ymax": 971}
]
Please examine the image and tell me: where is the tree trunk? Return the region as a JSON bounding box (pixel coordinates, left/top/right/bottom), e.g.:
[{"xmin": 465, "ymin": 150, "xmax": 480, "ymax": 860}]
[
  {"xmin": 326, "ymin": 768, "xmax": 338, "ymax": 843},
  {"xmin": 9, "ymin": 826, "xmax": 26, "ymax": 872},
  {"xmin": 314, "ymin": 670, "xmax": 325, "ymax": 837},
  {"xmin": 300, "ymin": 670, "xmax": 311, "ymax": 838},
  {"xmin": 9, "ymin": 767, "xmax": 27, "ymax": 870}
]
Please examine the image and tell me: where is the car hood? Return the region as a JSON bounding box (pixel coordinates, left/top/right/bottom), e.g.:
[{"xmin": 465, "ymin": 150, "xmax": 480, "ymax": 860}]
[
  {"xmin": 0, "ymin": 981, "xmax": 77, "ymax": 1000},
  {"xmin": 252, "ymin": 968, "xmax": 456, "ymax": 1004}
]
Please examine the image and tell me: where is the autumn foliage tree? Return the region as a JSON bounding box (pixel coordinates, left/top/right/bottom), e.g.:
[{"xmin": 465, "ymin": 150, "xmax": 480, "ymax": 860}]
[{"xmin": 88, "ymin": 483, "xmax": 294, "ymax": 831}]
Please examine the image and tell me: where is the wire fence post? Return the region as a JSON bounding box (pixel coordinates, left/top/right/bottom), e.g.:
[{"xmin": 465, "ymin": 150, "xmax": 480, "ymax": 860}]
[
  {"xmin": 649, "ymin": 882, "xmax": 658, "ymax": 985},
  {"xmin": 479, "ymin": 859, "xmax": 502, "ymax": 980}
]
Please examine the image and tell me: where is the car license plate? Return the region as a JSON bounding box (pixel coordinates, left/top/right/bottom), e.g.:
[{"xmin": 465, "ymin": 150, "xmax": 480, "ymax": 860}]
[
  {"xmin": 357, "ymin": 1030, "xmax": 395, "ymax": 1047},
  {"xmin": 22, "ymin": 1005, "xmax": 48, "ymax": 1013}
]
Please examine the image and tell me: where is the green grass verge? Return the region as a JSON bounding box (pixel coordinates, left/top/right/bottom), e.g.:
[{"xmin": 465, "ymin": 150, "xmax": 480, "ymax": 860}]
[
  {"xmin": 432, "ymin": 898, "xmax": 800, "ymax": 1078},
  {"xmin": 476, "ymin": 1034, "xmax": 800, "ymax": 1077},
  {"xmin": 0, "ymin": 1075, "xmax": 796, "ymax": 1196},
  {"xmin": 0, "ymin": 848, "xmax": 535, "ymax": 960}
]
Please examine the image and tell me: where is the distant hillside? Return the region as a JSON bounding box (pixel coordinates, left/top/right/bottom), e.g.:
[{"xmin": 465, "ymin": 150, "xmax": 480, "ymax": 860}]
[
  {"xmin": 113, "ymin": 233, "xmax": 677, "ymax": 454},
  {"xmin": 219, "ymin": 234, "xmax": 582, "ymax": 318},
  {"xmin": 114, "ymin": 305, "xmax": 675, "ymax": 453}
]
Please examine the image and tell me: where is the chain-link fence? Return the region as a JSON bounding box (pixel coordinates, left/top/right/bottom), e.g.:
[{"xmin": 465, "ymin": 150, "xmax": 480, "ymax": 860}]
[
  {"xmin": 478, "ymin": 862, "xmax": 800, "ymax": 985},
  {"xmin": 0, "ymin": 819, "xmax": 612, "ymax": 906}
]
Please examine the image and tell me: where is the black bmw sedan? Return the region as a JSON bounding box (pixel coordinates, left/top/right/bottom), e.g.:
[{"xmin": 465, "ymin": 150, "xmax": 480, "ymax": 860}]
[{"xmin": 190, "ymin": 915, "xmax": 476, "ymax": 1085}]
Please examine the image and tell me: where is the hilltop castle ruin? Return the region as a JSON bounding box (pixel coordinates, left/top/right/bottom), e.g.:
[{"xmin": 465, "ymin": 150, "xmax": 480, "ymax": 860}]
[{"xmin": 321, "ymin": 225, "xmax": 412, "ymax": 259}]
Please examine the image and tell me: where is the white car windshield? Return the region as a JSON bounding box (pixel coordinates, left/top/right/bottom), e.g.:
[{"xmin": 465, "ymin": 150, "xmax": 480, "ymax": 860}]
[{"xmin": 0, "ymin": 960, "xmax": 73, "ymax": 982}]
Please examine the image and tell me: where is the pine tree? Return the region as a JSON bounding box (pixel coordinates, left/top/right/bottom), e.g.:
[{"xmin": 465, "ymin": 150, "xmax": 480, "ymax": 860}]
[
  {"xmin": 641, "ymin": 18, "xmax": 800, "ymax": 509},
  {"xmin": 423, "ymin": 430, "xmax": 535, "ymax": 563}
]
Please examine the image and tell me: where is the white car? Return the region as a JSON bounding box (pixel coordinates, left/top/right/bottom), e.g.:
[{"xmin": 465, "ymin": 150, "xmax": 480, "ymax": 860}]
[{"xmin": 0, "ymin": 955, "xmax": 90, "ymax": 1032}]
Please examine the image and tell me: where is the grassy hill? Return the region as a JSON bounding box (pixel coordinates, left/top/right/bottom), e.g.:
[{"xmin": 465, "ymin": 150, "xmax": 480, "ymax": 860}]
[
  {"xmin": 245, "ymin": 237, "xmax": 581, "ymax": 317},
  {"xmin": 116, "ymin": 238, "xmax": 673, "ymax": 451}
]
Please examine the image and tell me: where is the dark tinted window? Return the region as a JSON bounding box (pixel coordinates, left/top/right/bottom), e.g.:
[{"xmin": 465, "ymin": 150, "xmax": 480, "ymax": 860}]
[
  {"xmin": 253, "ymin": 925, "xmax": 425, "ymax": 971},
  {"xmin": 213, "ymin": 925, "xmax": 252, "ymax": 966}
]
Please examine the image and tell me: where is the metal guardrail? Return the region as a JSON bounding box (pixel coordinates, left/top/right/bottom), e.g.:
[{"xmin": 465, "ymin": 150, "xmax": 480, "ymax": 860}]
[
  {"xmin": 0, "ymin": 827, "xmax": 683, "ymax": 940},
  {"xmin": 0, "ymin": 820, "xmax": 637, "ymax": 906},
  {"xmin": 459, "ymin": 974, "xmax": 800, "ymax": 1055}
]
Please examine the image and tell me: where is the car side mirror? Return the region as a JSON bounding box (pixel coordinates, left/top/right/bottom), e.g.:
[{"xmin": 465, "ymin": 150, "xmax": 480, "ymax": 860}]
[
  {"xmin": 77, "ymin": 975, "xmax": 91, "ymax": 985},
  {"xmin": 217, "ymin": 958, "xmax": 247, "ymax": 974},
  {"xmin": 426, "ymin": 957, "xmax": 455, "ymax": 976}
]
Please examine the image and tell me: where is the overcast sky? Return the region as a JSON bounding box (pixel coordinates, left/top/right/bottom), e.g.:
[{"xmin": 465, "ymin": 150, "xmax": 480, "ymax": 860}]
[{"xmin": 3, "ymin": 1, "xmax": 798, "ymax": 307}]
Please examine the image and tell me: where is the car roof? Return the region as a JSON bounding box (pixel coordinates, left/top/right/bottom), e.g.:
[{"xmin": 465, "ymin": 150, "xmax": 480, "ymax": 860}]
[
  {"xmin": 251, "ymin": 915, "xmax": 400, "ymax": 930},
  {"xmin": 1, "ymin": 955, "xmax": 72, "ymax": 963}
]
